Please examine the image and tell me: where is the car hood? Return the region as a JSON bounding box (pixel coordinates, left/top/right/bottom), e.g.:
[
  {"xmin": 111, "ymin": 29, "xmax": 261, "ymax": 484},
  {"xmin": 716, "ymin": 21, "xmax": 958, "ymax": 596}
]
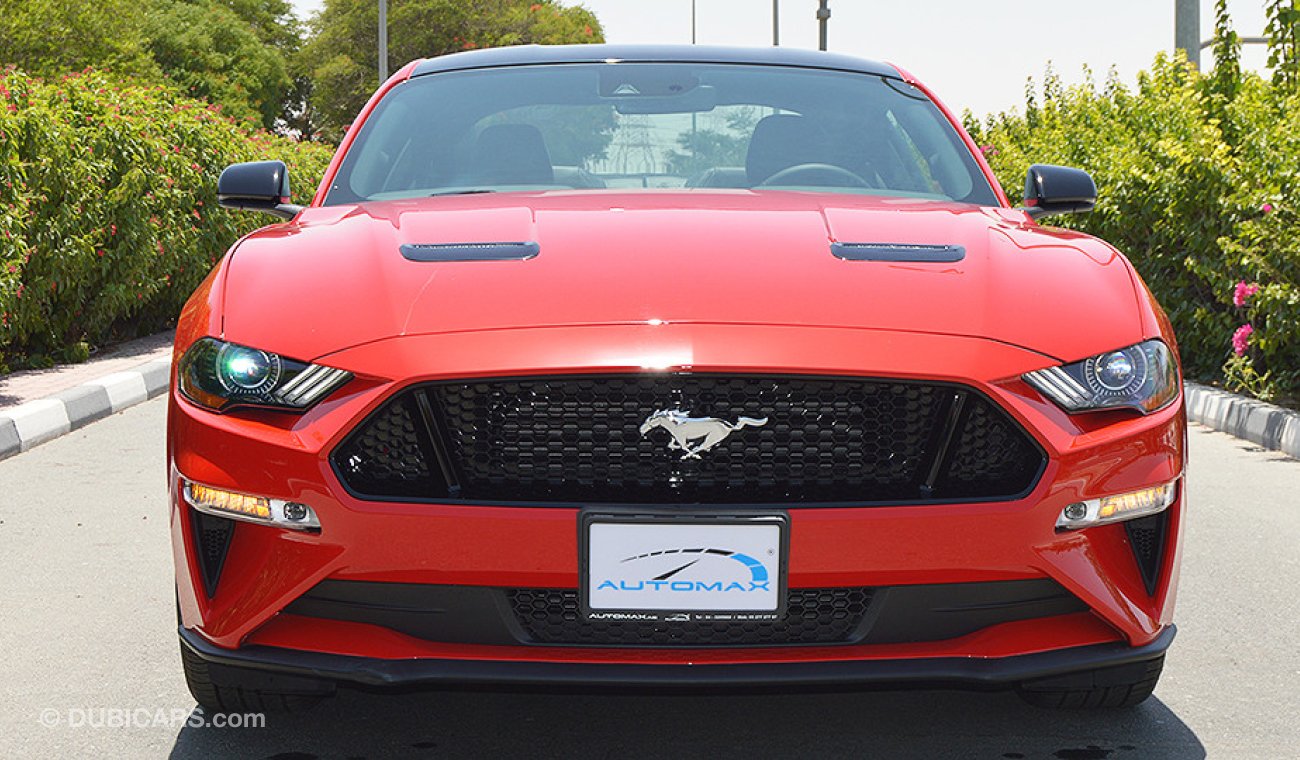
[{"xmin": 221, "ymin": 192, "xmax": 1145, "ymax": 366}]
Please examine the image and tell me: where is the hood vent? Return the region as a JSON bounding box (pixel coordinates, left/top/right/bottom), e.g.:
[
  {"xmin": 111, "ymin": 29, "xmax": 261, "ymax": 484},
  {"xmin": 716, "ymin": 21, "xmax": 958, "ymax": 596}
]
[
  {"xmin": 400, "ymin": 241, "xmax": 539, "ymax": 262},
  {"xmin": 831, "ymin": 242, "xmax": 964, "ymax": 263}
]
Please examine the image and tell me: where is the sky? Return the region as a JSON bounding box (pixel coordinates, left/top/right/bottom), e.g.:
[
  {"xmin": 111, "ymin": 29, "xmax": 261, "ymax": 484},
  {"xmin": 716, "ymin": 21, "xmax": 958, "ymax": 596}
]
[{"xmin": 289, "ymin": 1, "xmax": 1274, "ymax": 116}]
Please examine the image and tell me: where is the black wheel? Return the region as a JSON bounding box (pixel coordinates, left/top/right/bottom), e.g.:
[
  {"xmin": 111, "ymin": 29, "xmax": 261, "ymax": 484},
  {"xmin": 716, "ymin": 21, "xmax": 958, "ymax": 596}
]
[
  {"xmin": 1017, "ymin": 655, "xmax": 1164, "ymax": 709},
  {"xmin": 181, "ymin": 638, "xmax": 334, "ymax": 714}
]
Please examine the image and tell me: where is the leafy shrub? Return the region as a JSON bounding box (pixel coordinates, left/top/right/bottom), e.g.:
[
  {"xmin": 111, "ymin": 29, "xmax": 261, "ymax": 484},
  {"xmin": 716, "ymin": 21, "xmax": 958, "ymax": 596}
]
[
  {"xmin": 0, "ymin": 68, "xmax": 334, "ymax": 372},
  {"xmin": 968, "ymin": 55, "xmax": 1300, "ymax": 404}
]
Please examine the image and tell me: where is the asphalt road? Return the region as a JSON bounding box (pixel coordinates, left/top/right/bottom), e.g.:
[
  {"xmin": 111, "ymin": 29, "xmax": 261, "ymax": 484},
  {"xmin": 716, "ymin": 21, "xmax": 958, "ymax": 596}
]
[{"xmin": 1, "ymin": 396, "xmax": 1297, "ymax": 759}]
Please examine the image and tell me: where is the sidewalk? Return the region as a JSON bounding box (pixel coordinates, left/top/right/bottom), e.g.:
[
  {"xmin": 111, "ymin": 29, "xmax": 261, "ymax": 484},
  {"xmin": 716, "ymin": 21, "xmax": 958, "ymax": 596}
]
[
  {"xmin": 0, "ymin": 332, "xmax": 174, "ymax": 458},
  {"xmin": 0, "ymin": 332, "xmax": 173, "ymax": 409}
]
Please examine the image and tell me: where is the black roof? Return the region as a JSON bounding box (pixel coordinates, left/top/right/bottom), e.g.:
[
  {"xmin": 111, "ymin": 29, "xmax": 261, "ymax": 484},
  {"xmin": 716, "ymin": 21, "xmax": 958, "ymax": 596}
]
[{"xmin": 410, "ymin": 44, "xmax": 900, "ymax": 80}]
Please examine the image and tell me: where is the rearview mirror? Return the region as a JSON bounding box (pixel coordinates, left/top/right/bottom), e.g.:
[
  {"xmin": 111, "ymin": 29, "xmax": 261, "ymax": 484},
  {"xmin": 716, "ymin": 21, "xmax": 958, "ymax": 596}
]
[
  {"xmin": 613, "ymin": 86, "xmax": 718, "ymax": 115},
  {"xmin": 1022, "ymin": 164, "xmax": 1096, "ymax": 220},
  {"xmin": 217, "ymin": 160, "xmax": 303, "ymax": 220}
]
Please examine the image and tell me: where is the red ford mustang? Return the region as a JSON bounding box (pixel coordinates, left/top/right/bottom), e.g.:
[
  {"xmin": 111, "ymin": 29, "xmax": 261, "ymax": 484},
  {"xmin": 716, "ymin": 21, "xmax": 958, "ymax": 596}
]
[{"xmin": 170, "ymin": 45, "xmax": 1185, "ymax": 712}]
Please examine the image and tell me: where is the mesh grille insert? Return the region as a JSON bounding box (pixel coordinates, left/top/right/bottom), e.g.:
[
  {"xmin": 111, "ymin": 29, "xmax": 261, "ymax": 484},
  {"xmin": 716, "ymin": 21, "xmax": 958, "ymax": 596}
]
[
  {"xmin": 332, "ymin": 374, "xmax": 1045, "ymax": 505},
  {"xmin": 1125, "ymin": 512, "xmax": 1170, "ymax": 595},
  {"xmin": 333, "ymin": 394, "xmax": 445, "ymax": 498},
  {"xmin": 510, "ymin": 588, "xmax": 873, "ymax": 647},
  {"xmin": 937, "ymin": 395, "xmax": 1050, "ymax": 499},
  {"xmin": 191, "ymin": 511, "xmax": 234, "ymax": 597}
]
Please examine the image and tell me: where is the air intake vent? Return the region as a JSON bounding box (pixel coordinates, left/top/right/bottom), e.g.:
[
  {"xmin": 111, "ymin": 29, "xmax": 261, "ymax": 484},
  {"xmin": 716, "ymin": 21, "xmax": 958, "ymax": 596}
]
[
  {"xmin": 400, "ymin": 241, "xmax": 539, "ymax": 262},
  {"xmin": 510, "ymin": 588, "xmax": 873, "ymax": 647},
  {"xmin": 191, "ymin": 511, "xmax": 235, "ymax": 597},
  {"xmin": 1125, "ymin": 512, "xmax": 1170, "ymax": 595},
  {"xmin": 831, "ymin": 242, "xmax": 964, "ymax": 262}
]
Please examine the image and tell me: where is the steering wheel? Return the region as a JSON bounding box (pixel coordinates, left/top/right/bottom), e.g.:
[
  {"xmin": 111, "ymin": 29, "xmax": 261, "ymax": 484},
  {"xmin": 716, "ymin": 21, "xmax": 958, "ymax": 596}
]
[{"xmin": 759, "ymin": 163, "xmax": 871, "ymax": 189}]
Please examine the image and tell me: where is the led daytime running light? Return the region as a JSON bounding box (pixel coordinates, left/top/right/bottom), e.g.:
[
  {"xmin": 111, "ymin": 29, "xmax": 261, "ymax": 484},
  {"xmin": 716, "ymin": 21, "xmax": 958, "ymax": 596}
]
[
  {"xmin": 182, "ymin": 481, "xmax": 320, "ymax": 532},
  {"xmin": 1056, "ymin": 481, "xmax": 1178, "ymax": 530}
]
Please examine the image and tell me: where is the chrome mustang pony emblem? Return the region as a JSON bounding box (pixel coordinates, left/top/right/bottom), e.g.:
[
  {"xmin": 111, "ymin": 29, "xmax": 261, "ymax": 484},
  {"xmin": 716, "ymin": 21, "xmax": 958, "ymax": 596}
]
[{"xmin": 639, "ymin": 410, "xmax": 769, "ymax": 460}]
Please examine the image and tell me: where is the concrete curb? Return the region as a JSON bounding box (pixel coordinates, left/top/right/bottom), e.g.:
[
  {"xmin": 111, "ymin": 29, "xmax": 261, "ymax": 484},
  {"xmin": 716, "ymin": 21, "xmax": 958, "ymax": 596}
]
[
  {"xmin": 1185, "ymin": 382, "xmax": 1300, "ymax": 460},
  {"xmin": 0, "ymin": 357, "xmax": 171, "ymax": 460}
]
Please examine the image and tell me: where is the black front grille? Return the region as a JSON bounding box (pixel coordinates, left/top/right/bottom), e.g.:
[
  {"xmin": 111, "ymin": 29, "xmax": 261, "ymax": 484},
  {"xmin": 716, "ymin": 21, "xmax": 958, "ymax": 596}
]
[
  {"xmin": 510, "ymin": 588, "xmax": 873, "ymax": 647},
  {"xmin": 332, "ymin": 374, "xmax": 1045, "ymax": 505}
]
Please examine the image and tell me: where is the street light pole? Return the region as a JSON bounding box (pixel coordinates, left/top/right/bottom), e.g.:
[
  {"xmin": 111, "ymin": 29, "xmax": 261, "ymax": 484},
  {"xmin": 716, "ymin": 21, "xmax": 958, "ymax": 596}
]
[
  {"xmin": 379, "ymin": 0, "xmax": 387, "ymax": 83},
  {"xmin": 773, "ymin": 0, "xmax": 780, "ymax": 46},
  {"xmin": 1174, "ymin": 0, "xmax": 1199, "ymax": 69},
  {"xmin": 817, "ymin": 0, "xmax": 830, "ymax": 51},
  {"xmin": 378, "ymin": 0, "xmax": 389, "ymax": 83},
  {"xmin": 691, "ymin": 0, "xmax": 697, "ymax": 44}
]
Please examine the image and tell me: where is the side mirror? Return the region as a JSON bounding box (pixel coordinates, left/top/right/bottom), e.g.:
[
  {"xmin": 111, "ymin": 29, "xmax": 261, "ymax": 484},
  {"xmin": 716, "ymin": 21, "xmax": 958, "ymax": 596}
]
[
  {"xmin": 217, "ymin": 160, "xmax": 303, "ymax": 220},
  {"xmin": 1022, "ymin": 164, "xmax": 1096, "ymax": 220}
]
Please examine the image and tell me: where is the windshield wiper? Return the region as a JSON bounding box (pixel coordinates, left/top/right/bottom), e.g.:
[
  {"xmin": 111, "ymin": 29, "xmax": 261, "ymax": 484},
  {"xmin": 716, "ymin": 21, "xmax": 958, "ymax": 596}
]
[{"xmin": 428, "ymin": 188, "xmax": 498, "ymax": 197}]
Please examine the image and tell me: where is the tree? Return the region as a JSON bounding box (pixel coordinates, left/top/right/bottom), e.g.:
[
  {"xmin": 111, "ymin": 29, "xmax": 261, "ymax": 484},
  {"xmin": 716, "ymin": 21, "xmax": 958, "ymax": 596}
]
[
  {"xmin": 1208, "ymin": 0, "xmax": 1242, "ymax": 94},
  {"xmin": 301, "ymin": 0, "xmax": 605, "ymax": 140},
  {"xmin": 143, "ymin": 1, "xmax": 293, "ymax": 130},
  {"xmin": 0, "ymin": 0, "xmax": 300, "ymax": 132},
  {"xmin": 1266, "ymin": 0, "xmax": 1300, "ymax": 89},
  {"xmin": 217, "ymin": 0, "xmax": 302, "ymax": 54},
  {"xmin": 1205, "ymin": 0, "xmax": 1243, "ymax": 142},
  {"xmin": 0, "ymin": 0, "xmax": 158, "ymax": 79}
]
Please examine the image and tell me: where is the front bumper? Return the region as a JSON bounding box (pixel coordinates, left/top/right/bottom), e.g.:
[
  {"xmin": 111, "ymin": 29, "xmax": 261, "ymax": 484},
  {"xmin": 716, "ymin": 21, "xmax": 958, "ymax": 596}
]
[
  {"xmin": 169, "ymin": 323, "xmax": 1186, "ymax": 666},
  {"xmin": 179, "ymin": 624, "xmax": 1175, "ymax": 691}
]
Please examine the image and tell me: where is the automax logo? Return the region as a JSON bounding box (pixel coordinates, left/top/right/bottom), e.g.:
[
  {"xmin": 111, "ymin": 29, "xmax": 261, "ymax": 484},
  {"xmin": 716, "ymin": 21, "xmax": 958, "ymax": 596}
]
[{"xmin": 594, "ymin": 547, "xmax": 771, "ymax": 593}]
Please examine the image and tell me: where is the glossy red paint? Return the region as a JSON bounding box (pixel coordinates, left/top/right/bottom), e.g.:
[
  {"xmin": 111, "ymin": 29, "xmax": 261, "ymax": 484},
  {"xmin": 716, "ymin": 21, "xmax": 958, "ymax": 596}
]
[
  {"xmin": 221, "ymin": 193, "xmax": 1148, "ymax": 366},
  {"xmin": 171, "ymin": 49, "xmax": 1186, "ymax": 688}
]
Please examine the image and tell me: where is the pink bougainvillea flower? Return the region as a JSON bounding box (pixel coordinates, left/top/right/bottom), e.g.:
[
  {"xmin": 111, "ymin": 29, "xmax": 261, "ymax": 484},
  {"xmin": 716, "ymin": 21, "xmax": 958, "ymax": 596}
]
[
  {"xmin": 1233, "ymin": 281, "xmax": 1260, "ymax": 307},
  {"xmin": 1261, "ymin": 203, "xmax": 1274, "ymax": 213},
  {"xmin": 1232, "ymin": 323, "xmax": 1254, "ymax": 356}
]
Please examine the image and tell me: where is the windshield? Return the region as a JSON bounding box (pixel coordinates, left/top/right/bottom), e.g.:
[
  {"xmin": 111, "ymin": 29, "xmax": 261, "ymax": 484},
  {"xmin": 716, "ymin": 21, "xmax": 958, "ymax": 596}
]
[{"xmin": 324, "ymin": 62, "xmax": 999, "ymax": 206}]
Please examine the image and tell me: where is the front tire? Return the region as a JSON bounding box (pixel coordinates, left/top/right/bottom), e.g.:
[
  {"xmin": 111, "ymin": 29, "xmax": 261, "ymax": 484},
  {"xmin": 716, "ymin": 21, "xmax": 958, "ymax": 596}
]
[
  {"xmin": 1017, "ymin": 655, "xmax": 1164, "ymax": 708},
  {"xmin": 181, "ymin": 638, "xmax": 334, "ymax": 713}
]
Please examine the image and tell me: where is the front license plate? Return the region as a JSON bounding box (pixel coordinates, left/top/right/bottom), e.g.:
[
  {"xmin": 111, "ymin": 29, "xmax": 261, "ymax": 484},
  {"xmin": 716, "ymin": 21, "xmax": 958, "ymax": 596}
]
[{"xmin": 581, "ymin": 513, "xmax": 787, "ymax": 621}]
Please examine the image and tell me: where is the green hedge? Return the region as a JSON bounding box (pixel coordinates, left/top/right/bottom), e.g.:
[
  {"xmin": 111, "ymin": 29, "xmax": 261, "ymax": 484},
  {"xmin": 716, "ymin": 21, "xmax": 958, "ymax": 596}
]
[
  {"xmin": 0, "ymin": 69, "xmax": 334, "ymax": 372},
  {"xmin": 968, "ymin": 56, "xmax": 1300, "ymax": 404}
]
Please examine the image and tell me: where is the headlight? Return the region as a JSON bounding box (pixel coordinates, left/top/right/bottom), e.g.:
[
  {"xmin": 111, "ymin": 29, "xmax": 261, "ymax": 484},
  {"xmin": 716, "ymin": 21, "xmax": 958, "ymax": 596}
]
[
  {"xmin": 178, "ymin": 337, "xmax": 351, "ymax": 412},
  {"xmin": 1023, "ymin": 339, "xmax": 1178, "ymax": 414}
]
